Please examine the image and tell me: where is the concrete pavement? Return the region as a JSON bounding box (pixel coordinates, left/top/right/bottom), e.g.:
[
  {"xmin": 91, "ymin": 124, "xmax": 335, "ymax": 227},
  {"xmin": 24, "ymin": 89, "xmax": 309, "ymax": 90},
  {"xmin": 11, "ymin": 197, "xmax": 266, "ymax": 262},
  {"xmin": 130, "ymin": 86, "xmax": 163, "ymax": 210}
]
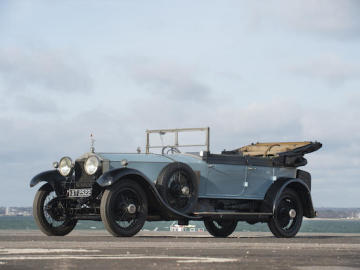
[{"xmin": 0, "ymin": 230, "xmax": 359, "ymax": 269}]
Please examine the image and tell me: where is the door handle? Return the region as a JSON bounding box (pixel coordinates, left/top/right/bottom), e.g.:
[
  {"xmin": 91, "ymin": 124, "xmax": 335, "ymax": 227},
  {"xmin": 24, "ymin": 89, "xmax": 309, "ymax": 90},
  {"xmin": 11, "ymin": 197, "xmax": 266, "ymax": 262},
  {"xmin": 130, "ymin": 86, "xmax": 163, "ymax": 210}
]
[
  {"xmin": 208, "ymin": 164, "xmax": 215, "ymax": 168},
  {"xmin": 248, "ymin": 167, "xmax": 256, "ymax": 170}
]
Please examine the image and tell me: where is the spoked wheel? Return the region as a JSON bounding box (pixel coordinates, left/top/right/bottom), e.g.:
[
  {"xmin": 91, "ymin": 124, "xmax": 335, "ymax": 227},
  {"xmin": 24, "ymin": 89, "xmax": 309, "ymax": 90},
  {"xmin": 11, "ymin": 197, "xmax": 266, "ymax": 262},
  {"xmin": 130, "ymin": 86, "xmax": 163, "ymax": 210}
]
[
  {"xmin": 100, "ymin": 179, "xmax": 148, "ymax": 237},
  {"xmin": 268, "ymin": 188, "xmax": 303, "ymax": 238},
  {"xmin": 204, "ymin": 219, "xmax": 237, "ymax": 238},
  {"xmin": 166, "ymin": 170, "xmax": 193, "ymax": 210},
  {"xmin": 33, "ymin": 183, "xmax": 77, "ymax": 236},
  {"xmin": 156, "ymin": 163, "xmax": 198, "ymax": 214}
]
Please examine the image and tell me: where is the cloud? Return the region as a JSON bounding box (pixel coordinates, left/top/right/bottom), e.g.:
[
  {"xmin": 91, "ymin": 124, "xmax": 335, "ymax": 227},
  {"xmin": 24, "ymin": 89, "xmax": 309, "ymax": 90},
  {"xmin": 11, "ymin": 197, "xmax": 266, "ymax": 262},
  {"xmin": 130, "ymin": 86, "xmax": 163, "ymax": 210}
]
[
  {"xmin": 15, "ymin": 95, "xmax": 59, "ymax": 114},
  {"xmin": 213, "ymin": 101, "xmax": 303, "ymax": 139},
  {"xmin": 301, "ymin": 108, "xmax": 360, "ymax": 145},
  {"xmin": 287, "ymin": 0, "xmax": 360, "ymax": 37},
  {"xmin": 289, "ymin": 54, "xmax": 360, "ymax": 86},
  {"xmin": 128, "ymin": 61, "xmax": 212, "ymax": 102},
  {"xmin": 346, "ymin": 92, "xmax": 360, "ymax": 108},
  {"xmin": 0, "ymin": 48, "xmax": 92, "ymax": 93},
  {"xmin": 252, "ymin": 0, "xmax": 360, "ymax": 39}
]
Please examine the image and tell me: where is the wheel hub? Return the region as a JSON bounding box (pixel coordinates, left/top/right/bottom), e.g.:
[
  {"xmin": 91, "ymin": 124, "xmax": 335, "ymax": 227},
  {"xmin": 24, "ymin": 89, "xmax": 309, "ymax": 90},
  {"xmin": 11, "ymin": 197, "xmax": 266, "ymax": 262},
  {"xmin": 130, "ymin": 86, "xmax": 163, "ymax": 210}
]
[
  {"xmin": 45, "ymin": 198, "xmax": 66, "ymax": 222},
  {"xmin": 181, "ymin": 186, "xmax": 190, "ymax": 196},
  {"xmin": 126, "ymin": 204, "xmax": 137, "ymax": 214},
  {"xmin": 289, "ymin": 209, "xmax": 297, "ymax": 218}
]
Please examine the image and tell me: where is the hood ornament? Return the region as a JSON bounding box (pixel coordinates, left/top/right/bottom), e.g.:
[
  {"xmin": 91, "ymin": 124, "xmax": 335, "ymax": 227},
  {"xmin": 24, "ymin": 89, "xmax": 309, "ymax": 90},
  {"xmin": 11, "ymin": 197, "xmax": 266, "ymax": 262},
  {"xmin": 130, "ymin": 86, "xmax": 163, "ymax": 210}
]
[{"xmin": 90, "ymin": 133, "xmax": 95, "ymax": 153}]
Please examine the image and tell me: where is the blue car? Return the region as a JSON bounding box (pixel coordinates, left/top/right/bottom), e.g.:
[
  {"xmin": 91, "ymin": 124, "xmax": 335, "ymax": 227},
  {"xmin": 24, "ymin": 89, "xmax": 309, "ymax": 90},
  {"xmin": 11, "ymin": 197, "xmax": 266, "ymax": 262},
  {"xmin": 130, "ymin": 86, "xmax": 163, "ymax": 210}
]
[{"xmin": 30, "ymin": 127, "xmax": 321, "ymax": 238}]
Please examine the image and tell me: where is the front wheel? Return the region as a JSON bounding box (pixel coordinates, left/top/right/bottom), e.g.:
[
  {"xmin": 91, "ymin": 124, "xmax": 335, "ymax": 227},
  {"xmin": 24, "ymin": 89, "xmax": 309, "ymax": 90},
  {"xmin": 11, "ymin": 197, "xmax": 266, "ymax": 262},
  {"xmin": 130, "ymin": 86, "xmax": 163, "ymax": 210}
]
[
  {"xmin": 33, "ymin": 183, "xmax": 77, "ymax": 236},
  {"xmin": 100, "ymin": 179, "xmax": 148, "ymax": 237},
  {"xmin": 268, "ymin": 188, "xmax": 303, "ymax": 238},
  {"xmin": 204, "ymin": 219, "xmax": 237, "ymax": 237}
]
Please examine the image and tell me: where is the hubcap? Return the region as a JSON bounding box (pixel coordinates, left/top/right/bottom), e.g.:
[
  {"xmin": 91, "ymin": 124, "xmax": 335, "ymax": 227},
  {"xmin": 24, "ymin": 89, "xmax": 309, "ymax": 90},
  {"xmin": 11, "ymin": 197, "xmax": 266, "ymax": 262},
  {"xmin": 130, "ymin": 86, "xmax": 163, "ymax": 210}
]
[
  {"xmin": 181, "ymin": 186, "xmax": 190, "ymax": 196},
  {"xmin": 126, "ymin": 204, "xmax": 137, "ymax": 214},
  {"xmin": 289, "ymin": 209, "xmax": 297, "ymax": 218}
]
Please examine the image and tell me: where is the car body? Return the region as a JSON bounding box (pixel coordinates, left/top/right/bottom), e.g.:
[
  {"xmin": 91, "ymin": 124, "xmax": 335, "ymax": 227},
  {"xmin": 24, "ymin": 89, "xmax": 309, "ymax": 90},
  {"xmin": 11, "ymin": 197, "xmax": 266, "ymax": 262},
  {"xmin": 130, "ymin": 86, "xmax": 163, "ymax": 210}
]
[{"xmin": 30, "ymin": 127, "xmax": 322, "ymax": 238}]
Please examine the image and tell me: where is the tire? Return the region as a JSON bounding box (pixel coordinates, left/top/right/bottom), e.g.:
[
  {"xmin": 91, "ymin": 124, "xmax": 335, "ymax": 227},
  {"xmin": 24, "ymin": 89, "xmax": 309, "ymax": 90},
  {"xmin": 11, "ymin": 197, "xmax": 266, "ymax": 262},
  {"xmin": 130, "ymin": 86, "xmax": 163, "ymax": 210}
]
[
  {"xmin": 156, "ymin": 162, "xmax": 198, "ymax": 214},
  {"xmin": 204, "ymin": 219, "xmax": 237, "ymax": 238},
  {"xmin": 100, "ymin": 179, "xmax": 148, "ymax": 237},
  {"xmin": 33, "ymin": 183, "xmax": 77, "ymax": 236},
  {"xmin": 268, "ymin": 188, "xmax": 303, "ymax": 238}
]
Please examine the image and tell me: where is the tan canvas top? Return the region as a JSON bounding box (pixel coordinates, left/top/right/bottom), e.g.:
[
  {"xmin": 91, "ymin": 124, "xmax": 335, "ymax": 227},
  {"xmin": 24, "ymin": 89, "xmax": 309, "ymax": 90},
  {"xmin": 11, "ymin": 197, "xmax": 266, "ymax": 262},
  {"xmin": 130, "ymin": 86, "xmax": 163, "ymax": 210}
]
[{"xmin": 236, "ymin": 142, "xmax": 312, "ymax": 157}]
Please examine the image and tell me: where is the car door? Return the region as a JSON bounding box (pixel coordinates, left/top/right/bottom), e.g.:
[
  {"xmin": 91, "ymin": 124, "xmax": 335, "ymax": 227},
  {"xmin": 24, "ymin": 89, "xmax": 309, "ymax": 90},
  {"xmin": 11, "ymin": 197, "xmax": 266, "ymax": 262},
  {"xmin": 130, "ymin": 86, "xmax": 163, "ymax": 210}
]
[
  {"xmin": 205, "ymin": 163, "xmax": 246, "ymax": 197},
  {"xmin": 243, "ymin": 164, "xmax": 274, "ymax": 199}
]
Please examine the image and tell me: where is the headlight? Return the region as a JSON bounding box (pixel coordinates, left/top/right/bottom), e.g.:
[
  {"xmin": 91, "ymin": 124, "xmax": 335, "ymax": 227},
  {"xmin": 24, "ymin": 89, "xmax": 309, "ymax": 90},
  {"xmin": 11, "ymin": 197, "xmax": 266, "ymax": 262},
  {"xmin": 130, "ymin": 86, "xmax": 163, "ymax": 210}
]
[
  {"xmin": 85, "ymin": 156, "xmax": 100, "ymax": 175},
  {"xmin": 58, "ymin": 157, "xmax": 73, "ymax": 176}
]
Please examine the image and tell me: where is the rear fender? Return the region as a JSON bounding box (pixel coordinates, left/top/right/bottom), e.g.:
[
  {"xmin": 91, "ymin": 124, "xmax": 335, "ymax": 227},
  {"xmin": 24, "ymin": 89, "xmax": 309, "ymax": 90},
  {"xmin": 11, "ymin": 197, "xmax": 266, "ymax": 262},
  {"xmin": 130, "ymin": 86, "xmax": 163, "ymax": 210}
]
[
  {"xmin": 262, "ymin": 178, "xmax": 316, "ymax": 218},
  {"xmin": 30, "ymin": 170, "xmax": 66, "ymax": 193},
  {"xmin": 96, "ymin": 167, "xmax": 201, "ymax": 221}
]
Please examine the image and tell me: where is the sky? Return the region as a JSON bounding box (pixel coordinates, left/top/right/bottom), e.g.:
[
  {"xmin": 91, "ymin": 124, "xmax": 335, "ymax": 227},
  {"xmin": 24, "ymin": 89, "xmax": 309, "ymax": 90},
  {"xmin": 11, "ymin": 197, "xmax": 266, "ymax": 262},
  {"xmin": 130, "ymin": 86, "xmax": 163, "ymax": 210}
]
[{"xmin": 0, "ymin": 0, "xmax": 359, "ymax": 207}]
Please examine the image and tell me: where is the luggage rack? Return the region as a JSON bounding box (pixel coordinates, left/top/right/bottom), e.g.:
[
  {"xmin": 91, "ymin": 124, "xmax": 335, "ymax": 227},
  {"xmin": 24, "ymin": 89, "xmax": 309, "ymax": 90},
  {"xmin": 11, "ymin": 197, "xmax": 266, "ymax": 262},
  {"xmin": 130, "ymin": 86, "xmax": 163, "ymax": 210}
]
[{"xmin": 145, "ymin": 127, "xmax": 210, "ymax": 154}]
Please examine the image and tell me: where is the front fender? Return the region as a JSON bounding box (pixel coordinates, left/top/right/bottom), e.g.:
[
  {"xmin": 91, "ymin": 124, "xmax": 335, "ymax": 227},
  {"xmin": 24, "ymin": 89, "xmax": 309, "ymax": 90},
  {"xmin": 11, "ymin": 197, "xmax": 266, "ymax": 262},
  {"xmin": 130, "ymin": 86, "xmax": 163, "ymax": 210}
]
[
  {"xmin": 262, "ymin": 178, "xmax": 316, "ymax": 218},
  {"xmin": 30, "ymin": 170, "xmax": 66, "ymax": 191},
  {"xmin": 96, "ymin": 167, "xmax": 201, "ymax": 221},
  {"xmin": 96, "ymin": 167, "xmax": 150, "ymax": 187}
]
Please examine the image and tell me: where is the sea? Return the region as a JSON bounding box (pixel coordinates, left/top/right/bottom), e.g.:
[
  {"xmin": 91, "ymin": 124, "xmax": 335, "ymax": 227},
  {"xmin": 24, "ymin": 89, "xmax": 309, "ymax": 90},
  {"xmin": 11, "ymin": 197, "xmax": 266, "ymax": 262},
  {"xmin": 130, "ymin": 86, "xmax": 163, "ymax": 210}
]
[{"xmin": 0, "ymin": 216, "xmax": 360, "ymax": 233}]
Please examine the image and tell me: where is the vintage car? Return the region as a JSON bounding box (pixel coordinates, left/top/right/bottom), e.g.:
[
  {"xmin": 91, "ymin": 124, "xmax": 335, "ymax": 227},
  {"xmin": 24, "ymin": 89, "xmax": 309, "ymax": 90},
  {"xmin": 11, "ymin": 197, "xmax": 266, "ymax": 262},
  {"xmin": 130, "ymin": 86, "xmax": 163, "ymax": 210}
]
[{"xmin": 30, "ymin": 127, "xmax": 322, "ymax": 238}]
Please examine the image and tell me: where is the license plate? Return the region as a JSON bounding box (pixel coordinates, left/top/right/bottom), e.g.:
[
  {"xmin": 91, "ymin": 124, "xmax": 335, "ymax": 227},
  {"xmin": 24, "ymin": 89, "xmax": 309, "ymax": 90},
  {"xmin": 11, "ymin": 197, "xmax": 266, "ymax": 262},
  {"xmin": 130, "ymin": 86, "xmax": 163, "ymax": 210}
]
[{"xmin": 67, "ymin": 188, "xmax": 92, "ymax": 197}]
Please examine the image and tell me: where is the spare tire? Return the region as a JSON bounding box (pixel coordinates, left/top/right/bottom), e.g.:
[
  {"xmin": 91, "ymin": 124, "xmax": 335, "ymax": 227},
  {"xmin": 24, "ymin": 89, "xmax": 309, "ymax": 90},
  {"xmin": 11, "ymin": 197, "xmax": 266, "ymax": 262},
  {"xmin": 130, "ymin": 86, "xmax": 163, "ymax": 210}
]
[{"xmin": 156, "ymin": 162, "xmax": 198, "ymax": 214}]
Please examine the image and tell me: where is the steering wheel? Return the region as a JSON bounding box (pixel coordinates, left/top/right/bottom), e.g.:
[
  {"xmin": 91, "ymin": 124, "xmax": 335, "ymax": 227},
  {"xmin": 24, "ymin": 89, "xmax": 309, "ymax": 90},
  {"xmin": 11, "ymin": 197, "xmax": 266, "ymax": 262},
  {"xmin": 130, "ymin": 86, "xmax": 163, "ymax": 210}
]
[{"xmin": 161, "ymin": 146, "xmax": 181, "ymax": 155}]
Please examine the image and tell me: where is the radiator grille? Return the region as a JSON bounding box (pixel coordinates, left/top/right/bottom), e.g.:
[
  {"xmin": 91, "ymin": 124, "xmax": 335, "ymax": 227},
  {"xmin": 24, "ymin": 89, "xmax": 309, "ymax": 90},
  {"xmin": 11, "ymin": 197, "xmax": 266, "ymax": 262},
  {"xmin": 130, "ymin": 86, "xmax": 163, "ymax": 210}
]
[{"xmin": 74, "ymin": 160, "xmax": 97, "ymax": 188}]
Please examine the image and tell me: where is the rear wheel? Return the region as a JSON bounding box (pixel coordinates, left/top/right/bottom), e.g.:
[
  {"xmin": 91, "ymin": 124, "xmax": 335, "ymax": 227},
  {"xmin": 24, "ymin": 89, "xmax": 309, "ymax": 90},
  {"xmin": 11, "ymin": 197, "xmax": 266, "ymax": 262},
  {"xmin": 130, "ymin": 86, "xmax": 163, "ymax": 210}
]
[
  {"xmin": 33, "ymin": 183, "xmax": 77, "ymax": 236},
  {"xmin": 204, "ymin": 219, "xmax": 237, "ymax": 237},
  {"xmin": 100, "ymin": 179, "xmax": 148, "ymax": 237},
  {"xmin": 268, "ymin": 188, "xmax": 303, "ymax": 238}
]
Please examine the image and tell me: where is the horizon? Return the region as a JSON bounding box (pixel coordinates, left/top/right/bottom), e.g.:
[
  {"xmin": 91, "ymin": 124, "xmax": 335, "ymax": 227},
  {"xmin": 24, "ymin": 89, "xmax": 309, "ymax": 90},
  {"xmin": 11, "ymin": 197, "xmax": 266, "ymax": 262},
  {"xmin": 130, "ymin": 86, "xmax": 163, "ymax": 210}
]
[{"xmin": 2, "ymin": 206, "xmax": 360, "ymax": 210}]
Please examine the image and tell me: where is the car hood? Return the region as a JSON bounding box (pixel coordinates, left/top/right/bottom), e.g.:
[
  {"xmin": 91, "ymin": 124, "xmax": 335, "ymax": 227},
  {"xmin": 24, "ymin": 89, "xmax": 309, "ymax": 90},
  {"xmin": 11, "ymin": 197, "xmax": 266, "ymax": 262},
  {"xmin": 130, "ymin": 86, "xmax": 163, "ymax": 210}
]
[
  {"xmin": 96, "ymin": 152, "xmax": 206, "ymax": 164},
  {"xmin": 96, "ymin": 153, "xmax": 173, "ymax": 163}
]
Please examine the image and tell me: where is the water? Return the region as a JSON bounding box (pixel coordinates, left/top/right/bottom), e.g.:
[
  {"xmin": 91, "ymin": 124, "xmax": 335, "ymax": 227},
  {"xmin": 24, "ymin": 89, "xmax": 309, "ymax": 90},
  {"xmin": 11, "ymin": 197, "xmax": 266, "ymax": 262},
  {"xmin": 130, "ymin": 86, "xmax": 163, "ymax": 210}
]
[{"xmin": 1, "ymin": 216, "xmax": 360, "ymax": 233}]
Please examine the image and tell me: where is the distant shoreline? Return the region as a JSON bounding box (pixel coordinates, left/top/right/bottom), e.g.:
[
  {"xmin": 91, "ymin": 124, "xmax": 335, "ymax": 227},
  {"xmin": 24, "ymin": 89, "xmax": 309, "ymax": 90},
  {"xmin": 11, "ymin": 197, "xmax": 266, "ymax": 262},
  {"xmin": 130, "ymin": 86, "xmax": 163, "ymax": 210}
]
[
  {"xmin": 1, "ymin": 216, "xmax": 360, "ymax": 233},
  {"xmin": 306, "ymin": 217, "xmax": 360, "ymax": 221},
  {"xmin": 1, "ymin": 215, "xmax": 360, "ymax": 221}
]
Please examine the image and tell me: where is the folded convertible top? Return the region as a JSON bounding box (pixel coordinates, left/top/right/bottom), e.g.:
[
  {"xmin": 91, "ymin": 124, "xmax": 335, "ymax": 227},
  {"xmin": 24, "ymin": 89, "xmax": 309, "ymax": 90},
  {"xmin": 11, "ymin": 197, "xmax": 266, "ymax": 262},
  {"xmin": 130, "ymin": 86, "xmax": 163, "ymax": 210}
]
[
  {"xmin": 220, "ymin": 141, "xmax": 322, "ymax": 167},
  {"xmin": 234, "ymin": 141, "xmax": 322, "ymax": 157}
]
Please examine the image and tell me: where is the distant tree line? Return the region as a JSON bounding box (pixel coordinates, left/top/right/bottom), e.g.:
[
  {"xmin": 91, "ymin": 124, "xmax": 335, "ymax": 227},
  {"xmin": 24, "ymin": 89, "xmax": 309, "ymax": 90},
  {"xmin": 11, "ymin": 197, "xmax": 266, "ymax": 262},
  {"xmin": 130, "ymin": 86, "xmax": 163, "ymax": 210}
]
[{"xmin": 316, "ymin": 208, "xmax": 360, "ymax": 219}]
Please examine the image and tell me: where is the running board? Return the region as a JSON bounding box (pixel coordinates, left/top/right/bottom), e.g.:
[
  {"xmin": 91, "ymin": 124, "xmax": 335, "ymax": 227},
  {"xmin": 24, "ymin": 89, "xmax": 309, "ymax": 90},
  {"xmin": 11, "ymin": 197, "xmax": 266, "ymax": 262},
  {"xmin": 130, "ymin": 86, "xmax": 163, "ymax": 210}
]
[
  {"xmin": 73, "ymin": 215, "xmax": 101, "ymax": 221},
  {"xmin": 193, "ymin": 211, "xmax": 273, "ymax": 217}
]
